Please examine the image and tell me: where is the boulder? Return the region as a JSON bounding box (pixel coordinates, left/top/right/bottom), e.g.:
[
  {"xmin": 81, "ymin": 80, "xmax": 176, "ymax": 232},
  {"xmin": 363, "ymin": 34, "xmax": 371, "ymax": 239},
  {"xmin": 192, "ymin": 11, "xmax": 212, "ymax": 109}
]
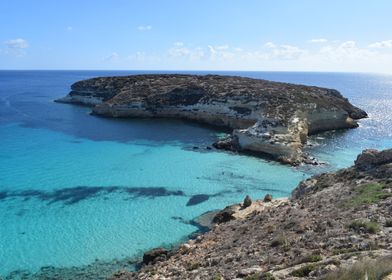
[
  {"xmin": 264, "ymin": 194, "xmax": 273, "ymax": 202},
  {"xmin": 142, "ymin": 248, "xmax": 168, "ymax": 265},
  {"xmin": 355, "ymin": 149, "xmax": 392, "ymax": 171},
  {"xmin": 212, "ymin": 206, "xmax": 236, "ymax": 224},
  {"xmin": 243, "ymin": 195, "xmax": 252, "ymax": 208}
]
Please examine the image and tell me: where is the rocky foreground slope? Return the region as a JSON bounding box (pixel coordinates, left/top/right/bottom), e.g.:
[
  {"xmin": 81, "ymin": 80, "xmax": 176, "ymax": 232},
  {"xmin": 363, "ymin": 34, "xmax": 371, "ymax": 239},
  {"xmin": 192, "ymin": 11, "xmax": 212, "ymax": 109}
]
[
  {"xmin": 110, "ymin": 149, "xmax": 392, "ymax": 280},
  {"xmin": 56, "ymin": 74, "xmax": 367, "ymax": 165}
]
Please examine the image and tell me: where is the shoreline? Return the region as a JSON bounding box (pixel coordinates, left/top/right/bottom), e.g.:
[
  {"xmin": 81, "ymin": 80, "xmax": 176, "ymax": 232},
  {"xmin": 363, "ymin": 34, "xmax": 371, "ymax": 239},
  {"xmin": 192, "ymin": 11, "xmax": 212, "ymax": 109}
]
[{"xmin": 112, "ymin": 148, "xmax": 392, "ymax": 279}]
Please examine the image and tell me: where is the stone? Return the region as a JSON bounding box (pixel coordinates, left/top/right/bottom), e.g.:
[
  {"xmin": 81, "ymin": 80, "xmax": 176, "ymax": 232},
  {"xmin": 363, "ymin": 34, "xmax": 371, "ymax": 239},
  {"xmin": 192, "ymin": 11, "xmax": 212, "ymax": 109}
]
[
  {"xmin": 237, "ymin": 266, "xmax": 263, "ymax": 277},
  {"xmin": 355, "ymin": 148, "xmax": 392, "ymax": 170},
  {"xmin": 212, "ymin": 206, "xmax": 236, "ymax": 224},
  {"xmin": 142, "ymin": 248, "xmax": 168, "ymax": 265},
  {"xmin": 264, "ymin": 194, "xmax": 273, "ymax": 202},
  {"xmin": 243, "ymin": 195, "xmax": 252, "ymax": 208}
]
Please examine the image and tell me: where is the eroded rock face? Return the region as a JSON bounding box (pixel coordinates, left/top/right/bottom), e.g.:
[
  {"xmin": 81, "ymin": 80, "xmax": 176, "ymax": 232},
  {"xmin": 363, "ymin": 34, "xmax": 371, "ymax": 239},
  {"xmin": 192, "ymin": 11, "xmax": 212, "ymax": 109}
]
[
  {"xmin": 354, "ymin": 148, "xmax": 392, "ymax": 170},
  {"xmin": 57, "ymin": 74, "xmax": 367, "ymax": 164}
]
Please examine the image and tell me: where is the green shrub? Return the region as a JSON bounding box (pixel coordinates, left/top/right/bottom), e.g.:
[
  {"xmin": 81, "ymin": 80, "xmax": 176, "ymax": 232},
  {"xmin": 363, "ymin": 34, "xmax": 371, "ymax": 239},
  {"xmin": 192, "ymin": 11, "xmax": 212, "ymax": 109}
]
[
  {"xmin": 302, "ymin": 254, "xmax": 322, "ymax": 263},
  {"xmin": 349, "ymin": 220, "xmax": 380, "ymax": 234},
  {"xmin": 186, "ymin": 261, "xmax": 201, "ymax": 271},
  {"xmin": 270, "ymin": 233, "xmax": 288, "ymax": 248},
  {"xmin": 385, "ymin": 220, "xmax": 392, "ymax": 227},
  {"xmin": 211, "ymin": 273, "xmax": 223, "ymax": 280},
  {"xmin": 291, "ymin": 264, "xmax": 316, "ymax": 277},
  {"xmin": 261, "ymin": 273, "xmax": 276, "ymax": 280}
]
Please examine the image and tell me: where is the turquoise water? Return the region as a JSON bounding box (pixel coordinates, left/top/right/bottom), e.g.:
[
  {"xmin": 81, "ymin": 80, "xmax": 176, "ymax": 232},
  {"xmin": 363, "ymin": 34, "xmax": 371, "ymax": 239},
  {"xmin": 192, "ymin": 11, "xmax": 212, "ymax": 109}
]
[{"xmin": 0, "ymin": 71, "xmax": 391, "ymax": 278}]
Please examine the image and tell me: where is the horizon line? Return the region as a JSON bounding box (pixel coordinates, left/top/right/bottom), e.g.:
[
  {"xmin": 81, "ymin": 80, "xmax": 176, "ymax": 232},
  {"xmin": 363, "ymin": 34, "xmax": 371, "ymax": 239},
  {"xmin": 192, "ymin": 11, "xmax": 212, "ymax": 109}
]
[{"xmin": 0, "ymin": 69, "xmax": 390, "ymax": 76}]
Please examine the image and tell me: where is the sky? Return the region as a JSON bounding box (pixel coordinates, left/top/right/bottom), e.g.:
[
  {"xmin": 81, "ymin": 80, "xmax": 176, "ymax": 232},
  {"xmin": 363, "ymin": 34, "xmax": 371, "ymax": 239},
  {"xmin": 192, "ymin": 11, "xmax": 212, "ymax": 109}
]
[{"xmin": 1, "ymin": 0, "xmax": 392, "ymax": 73}]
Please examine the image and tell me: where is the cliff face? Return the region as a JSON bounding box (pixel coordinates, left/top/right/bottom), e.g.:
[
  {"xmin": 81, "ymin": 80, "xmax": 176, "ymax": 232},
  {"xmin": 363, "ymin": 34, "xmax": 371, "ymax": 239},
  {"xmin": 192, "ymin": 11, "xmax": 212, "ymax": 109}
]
[
  {"xmin": 57, "ymin": 74, "xmax": 367, "ymax": 165},
  {"xmin": 110, "ymin": 149, "xmax": 392, "ymax": 280}
]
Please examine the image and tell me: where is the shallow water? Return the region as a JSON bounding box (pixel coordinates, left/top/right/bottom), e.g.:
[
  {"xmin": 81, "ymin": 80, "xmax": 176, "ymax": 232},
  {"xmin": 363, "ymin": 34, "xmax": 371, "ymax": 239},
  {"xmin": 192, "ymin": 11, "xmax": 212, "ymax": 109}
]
[{"xmin": 0, "ymin": 71, "xmax": 391, "ymax": 278}]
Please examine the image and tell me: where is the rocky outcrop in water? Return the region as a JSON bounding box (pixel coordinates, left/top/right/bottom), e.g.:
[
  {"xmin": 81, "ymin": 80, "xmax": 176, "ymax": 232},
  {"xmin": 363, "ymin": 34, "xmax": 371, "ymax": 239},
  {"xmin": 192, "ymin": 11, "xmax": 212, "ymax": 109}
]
[
  {"xmin": 110, "ymin": 148, "xmax": 392, "ymax": 279},
  {"xmin": 57, "ymin": 74, "xmax": 367, "ymax": 165}
]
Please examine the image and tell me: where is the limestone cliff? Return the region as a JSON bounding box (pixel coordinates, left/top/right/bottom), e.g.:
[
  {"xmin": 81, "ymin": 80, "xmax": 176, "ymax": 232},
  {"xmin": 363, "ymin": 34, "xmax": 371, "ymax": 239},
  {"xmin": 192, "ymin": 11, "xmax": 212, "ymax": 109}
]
[{"xmin": 56, "ymin": 74, "xmax": 367, "ymax": 165}]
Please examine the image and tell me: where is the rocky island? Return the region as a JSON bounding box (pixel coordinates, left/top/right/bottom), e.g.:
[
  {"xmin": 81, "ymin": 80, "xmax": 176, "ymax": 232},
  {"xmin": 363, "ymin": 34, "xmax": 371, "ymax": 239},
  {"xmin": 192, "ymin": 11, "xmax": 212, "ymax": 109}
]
[
  {"xmin": 111, "ymin": 148, "xmax": 392, "ymax": 279},
  {"xmin": 56, "ymin": 74, "xmax": 367, "ymax": 165}
]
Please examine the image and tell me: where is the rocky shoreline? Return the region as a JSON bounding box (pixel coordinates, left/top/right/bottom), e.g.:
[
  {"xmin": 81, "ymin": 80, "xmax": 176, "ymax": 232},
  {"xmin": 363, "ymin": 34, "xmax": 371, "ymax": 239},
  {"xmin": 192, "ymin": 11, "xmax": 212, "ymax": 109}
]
[
  {"xmin": 110, "ymin": 148, "xmax": 392, "ymax": 280},
  {"xmin": 56, "ymin": 74, "xmax": 367, "ymax": 165}
]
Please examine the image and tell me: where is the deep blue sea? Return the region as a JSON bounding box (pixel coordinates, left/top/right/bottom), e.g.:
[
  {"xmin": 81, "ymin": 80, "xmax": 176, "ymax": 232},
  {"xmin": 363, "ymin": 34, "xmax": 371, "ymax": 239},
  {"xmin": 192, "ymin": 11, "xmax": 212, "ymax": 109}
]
[{"xmin": 0, "ymin": 71, "xmax": 391, "ymax": 278}]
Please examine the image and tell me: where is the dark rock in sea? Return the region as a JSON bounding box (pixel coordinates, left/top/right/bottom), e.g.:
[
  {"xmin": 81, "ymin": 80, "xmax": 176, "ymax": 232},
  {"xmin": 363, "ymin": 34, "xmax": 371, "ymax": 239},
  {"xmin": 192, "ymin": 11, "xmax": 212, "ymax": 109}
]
[
  {"xmin": 242, "ymin": 195, "xmax": 252, "ymax": 208},
  {"xmin": 212, "ymin": 205, "xmax": 236, "ymax": 224},
  {"xmin": 5, "ymin": 256, "xmax": 137, "ymax": 280},
  {"xmin": 264, "ymin": 193, "xmax": 273, "ymax": 202},
  {"xmin": 2, "ymin": 186, "xmax": 186, "ymax": 206},
  {"xmin": 0, "ymin": 191, "xmax": 8, "ymax": 200},
  {"xmin": 212, "ymin": 136, "xmax": 239, "ymax": 151},
  {"xmin": 142, "ymin": 248, "xmax": 168, "ymax": 265},
  {"xmin": 57, "ymin": 74, "xmax": 367, "ymax": 165},
  {"xmin": 186, "ymin": 194, "xmax": 210, "ymax": 206},
  {"xmin": 191, "ymin": 210, "xmax": 220, "ymax": 231}
]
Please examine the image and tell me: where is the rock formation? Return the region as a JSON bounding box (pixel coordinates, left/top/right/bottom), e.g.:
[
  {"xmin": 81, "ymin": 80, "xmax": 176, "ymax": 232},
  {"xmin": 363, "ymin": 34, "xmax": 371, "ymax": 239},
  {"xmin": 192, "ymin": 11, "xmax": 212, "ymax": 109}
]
[
  {"xmin": 57, "ymin": 74, "xmax": 367, "ymax": 165},
  {"xmin": 109, "ymin": 149, "xmax": 392, "ymax": 279}
]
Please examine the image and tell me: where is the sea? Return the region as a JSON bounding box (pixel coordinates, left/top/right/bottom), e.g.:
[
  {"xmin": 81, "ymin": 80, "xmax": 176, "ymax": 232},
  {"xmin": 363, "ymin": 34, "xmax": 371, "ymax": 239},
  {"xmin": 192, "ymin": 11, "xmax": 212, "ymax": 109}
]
[{"xmin": 0, "ymin": 70, "xmax": 391, "ymax": 279}]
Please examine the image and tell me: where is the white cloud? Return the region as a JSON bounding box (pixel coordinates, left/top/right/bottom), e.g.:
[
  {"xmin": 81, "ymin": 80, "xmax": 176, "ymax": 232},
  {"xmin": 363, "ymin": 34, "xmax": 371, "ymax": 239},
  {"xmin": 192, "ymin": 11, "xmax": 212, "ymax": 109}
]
[
  {"xmin": 264, "ymin": 42, "xmax": 276, "ymax": 48},
  {"xmin": 102, "ymin": 52, "xmax": 119, "ymax": 61},
  {"xmin": 208, "ymin": 45, "xmax": 235, "ymax": 61},
  {"xmin": 317, "ymin": 40, "xmax": 374, "ymax": 62},
  {"xmin": 4, "ymin": 38, "xmax": 28, "ymax": 49},
  {"xmin": 368, "ymin": 40, "xmax": 392, "ymax": 49},
  {"xmin": 270, "ymin": 44, "xmax": 307, "ymax": 60},
  {"xmin": 309, "ymin": 38, "xmax": 327, "ymax": 43},
  {"xmin": 112, "ymin": 40, "xmax": 392, "ymax": 73},
  {"xmin": 168, "ymin": 42, "xmax": 205, "ymax": 61},
  {"xmin": 3, "ymin": 38, "xmax": 29, "ymax": 56},
  {"xmin": 137, "ymin": 25, "xmax": 152, "ymax": 31}
]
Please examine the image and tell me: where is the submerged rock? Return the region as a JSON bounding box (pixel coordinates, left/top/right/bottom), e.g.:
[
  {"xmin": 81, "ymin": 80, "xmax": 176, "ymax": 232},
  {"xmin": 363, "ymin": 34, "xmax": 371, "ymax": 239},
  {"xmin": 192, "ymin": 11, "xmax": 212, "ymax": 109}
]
[
  {"xmin": 57, "ymin": 74, "xmax": 367, "ymax": 165},
  {"xmin": 186, "ymin": 194, "xmax": 210, "ymax": 206},
  {"xmin": 142, "ymin": 248, "xmax": 168, "ymax": 265}
]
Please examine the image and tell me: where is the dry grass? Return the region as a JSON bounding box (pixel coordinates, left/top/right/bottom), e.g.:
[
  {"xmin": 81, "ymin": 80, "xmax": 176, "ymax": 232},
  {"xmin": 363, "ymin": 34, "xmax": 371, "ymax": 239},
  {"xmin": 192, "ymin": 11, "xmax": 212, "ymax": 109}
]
[{"xmin": 323, "ymin": 256, "xmax": 392, "ymax": 280}]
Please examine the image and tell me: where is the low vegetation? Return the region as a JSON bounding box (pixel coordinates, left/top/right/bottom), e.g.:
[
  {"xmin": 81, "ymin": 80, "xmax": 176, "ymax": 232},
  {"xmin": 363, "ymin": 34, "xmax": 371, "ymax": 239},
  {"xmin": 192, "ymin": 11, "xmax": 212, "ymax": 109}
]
[
  {"xmin": 349, "ymin": 220, "xmax": 380, "ymax": 234},
  {"xmin": 244, "ymin": 272, "xmax": 276, "ymax": 280},
  {"xmin": 323, "ymin": 257, "xmax": 392, "ymax": 280},
  {"xmin": 290, "ymin": 264, "xmax": 316, "ymax": 277},
  {"xmin": 301, "ymin": 254, "xmax": 323, "ymax": 263},
  {"xmin": 385, "ymin": 219, "xmax": 392, "ymax": 227},
  {"xmin": 345, "ymin": 183, "xmax": 389, "ymax": 208},
  {"xmin": 186, "ymin": 261, "xmax": 201, "ymax": 271}
]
